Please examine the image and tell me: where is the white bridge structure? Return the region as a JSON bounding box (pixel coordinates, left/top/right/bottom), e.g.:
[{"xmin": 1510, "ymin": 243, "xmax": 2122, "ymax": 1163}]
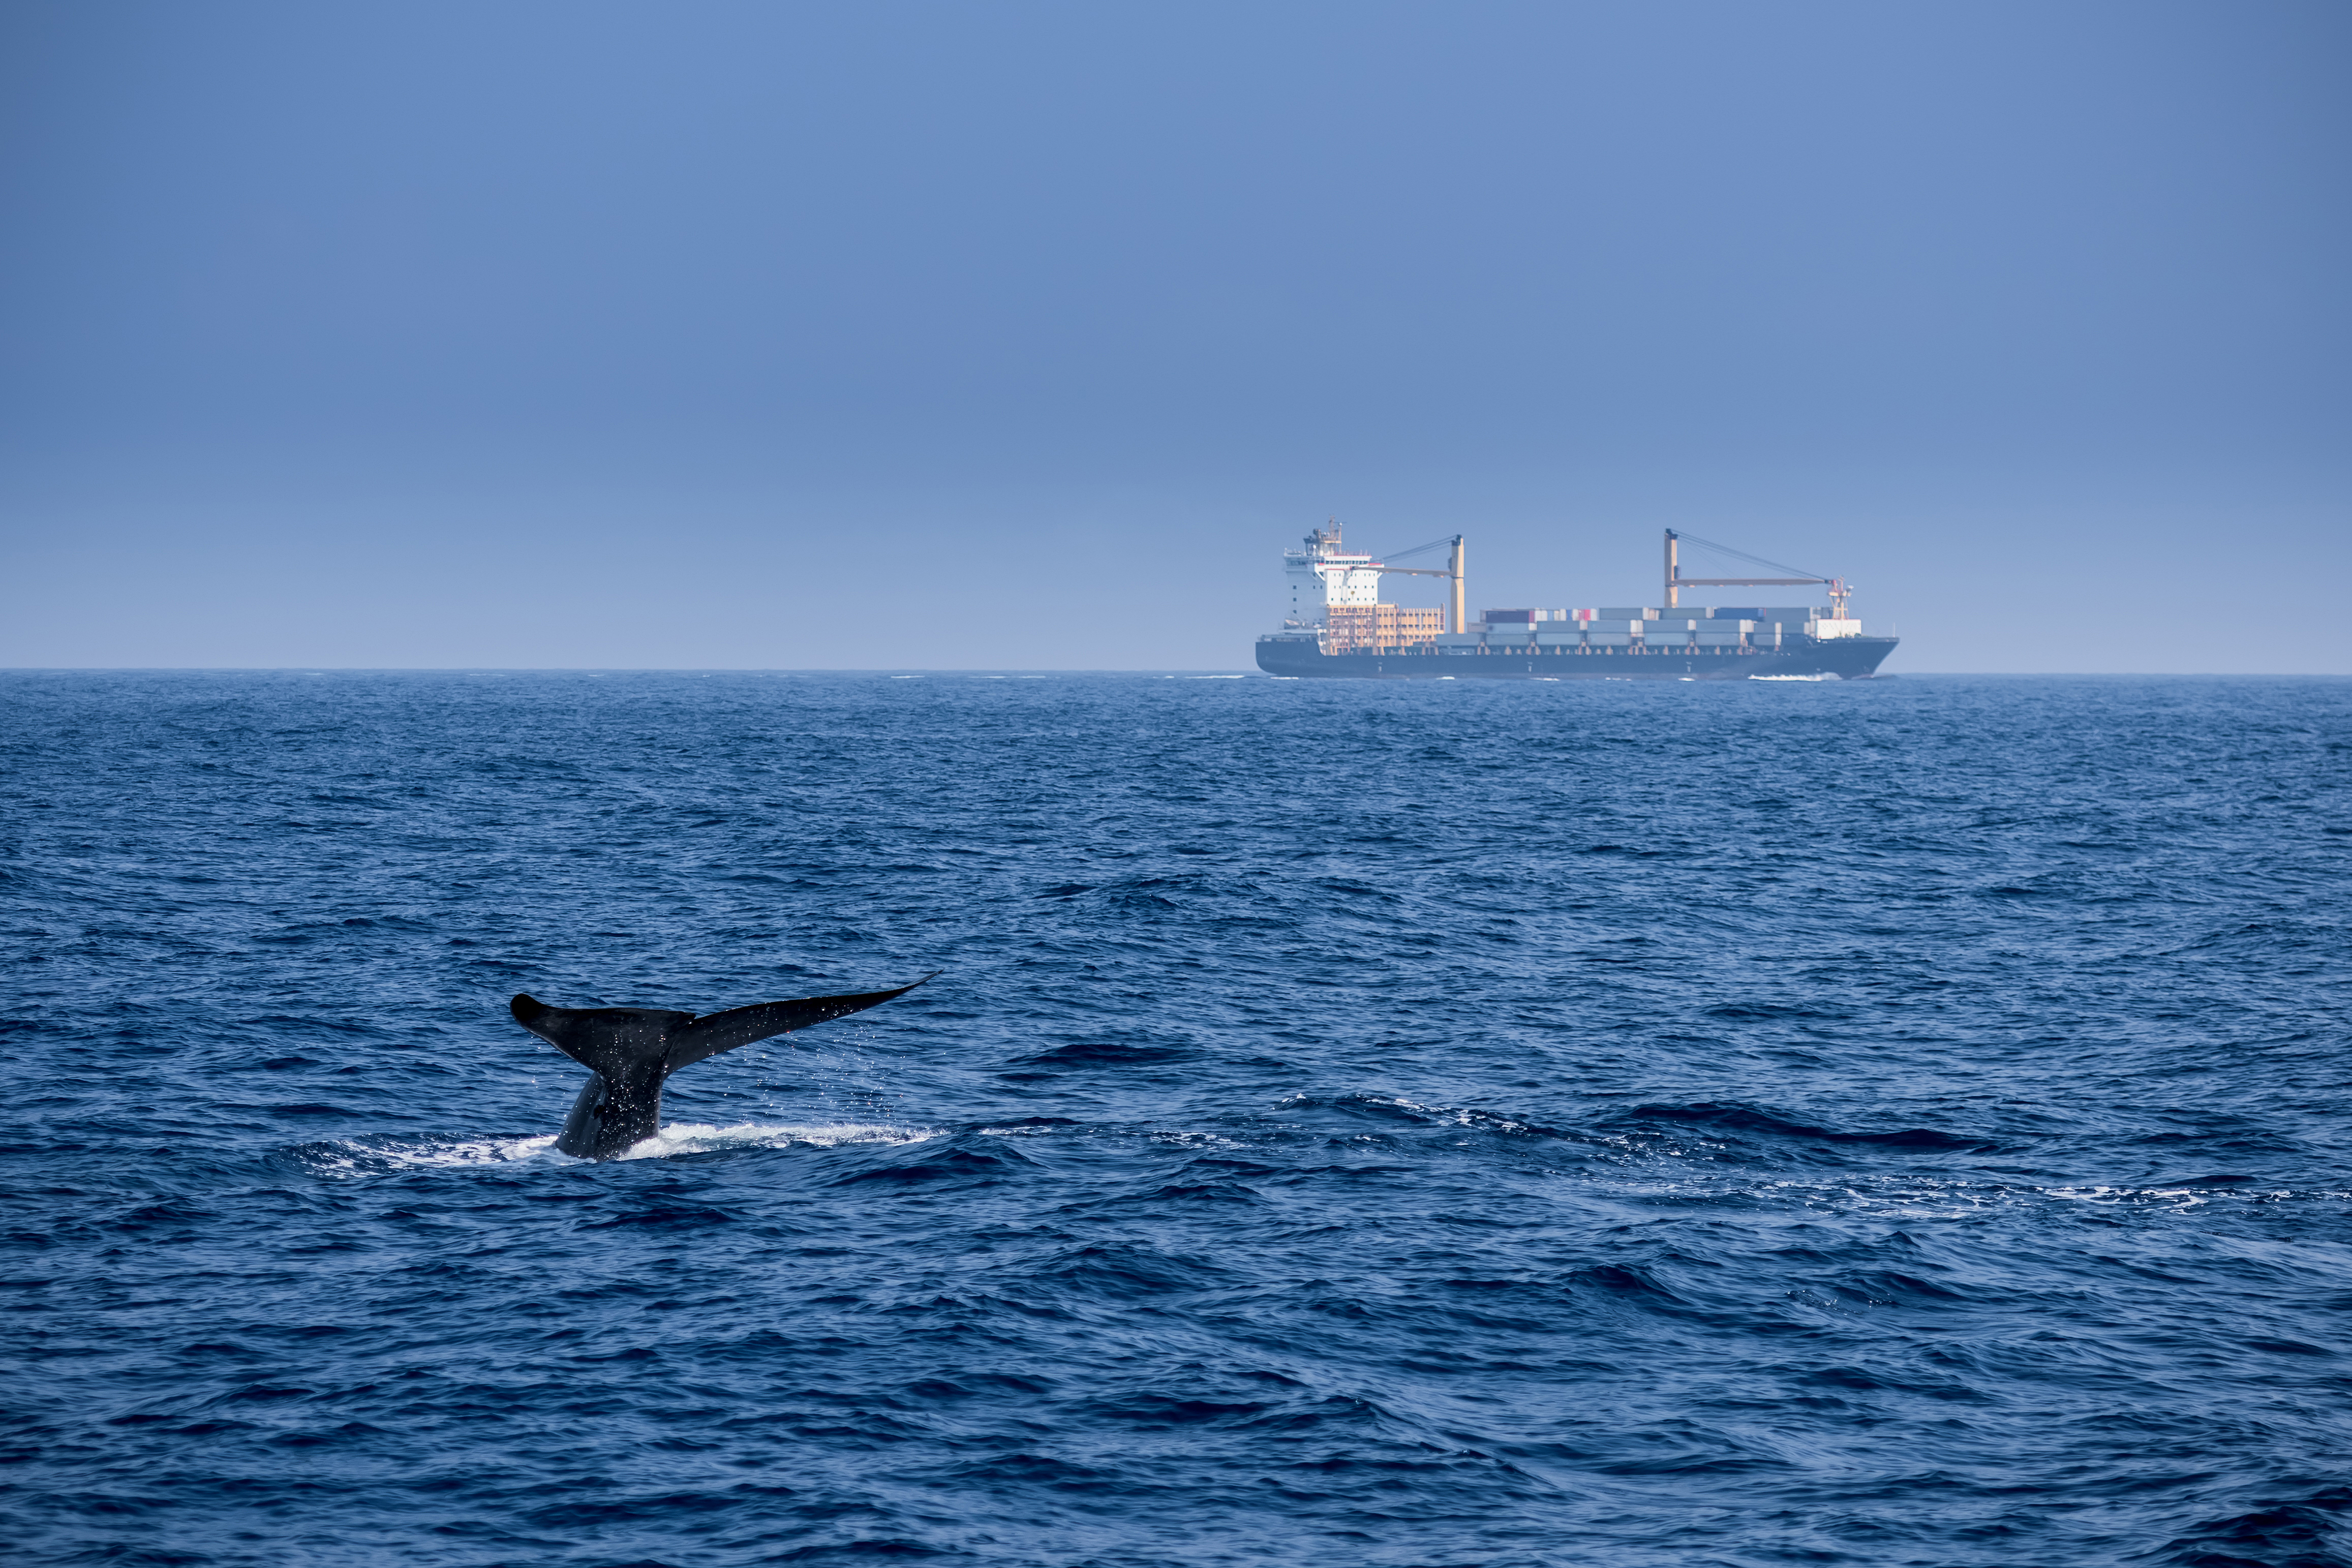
[{"xmin": 1281, "ymin": 523, "xmax": 1466, "ymax": 635}]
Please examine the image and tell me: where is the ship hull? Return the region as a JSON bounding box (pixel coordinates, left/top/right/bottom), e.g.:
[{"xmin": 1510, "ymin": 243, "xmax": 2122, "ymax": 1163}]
[{"xmin": 1254, "ymin": 636, "xmax": 1898, "ymax": 680}]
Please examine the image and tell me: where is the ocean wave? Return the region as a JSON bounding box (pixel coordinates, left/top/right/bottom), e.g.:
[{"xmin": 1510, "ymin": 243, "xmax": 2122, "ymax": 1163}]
[{"xmin": 6, "ymin": 670, "xmax": 2346, "ymax": 1567}]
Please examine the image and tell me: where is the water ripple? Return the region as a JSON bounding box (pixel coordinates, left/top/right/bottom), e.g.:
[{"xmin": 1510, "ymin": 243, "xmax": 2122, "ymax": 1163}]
[{"xmin": 2, "ymin": 671, "xmax": 2347, "ymax": 1566}]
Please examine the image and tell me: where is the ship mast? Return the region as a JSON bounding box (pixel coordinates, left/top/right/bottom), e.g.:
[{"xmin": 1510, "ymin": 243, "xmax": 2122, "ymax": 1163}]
[{"xmin": 1451, "ymin": 535, "xmax": 1465, "ymax": 635}]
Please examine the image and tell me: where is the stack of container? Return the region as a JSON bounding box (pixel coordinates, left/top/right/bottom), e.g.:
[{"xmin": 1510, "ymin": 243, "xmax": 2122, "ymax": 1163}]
[{"xmin": 1469, "ymin": 605, "xmax": 1836, "ymax": 649}]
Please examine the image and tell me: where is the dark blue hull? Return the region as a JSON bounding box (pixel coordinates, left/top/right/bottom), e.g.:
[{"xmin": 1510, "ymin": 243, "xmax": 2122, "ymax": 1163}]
[{"xmin": 1255, "ymin": 635, "xmax": 1898, "ymax": 680}]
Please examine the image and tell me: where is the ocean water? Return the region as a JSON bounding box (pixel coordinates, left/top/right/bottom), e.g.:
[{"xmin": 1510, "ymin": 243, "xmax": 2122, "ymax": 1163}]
[{"xmin": 3, "ymin": 670, "xmax": 2347, "ymax": 1568}]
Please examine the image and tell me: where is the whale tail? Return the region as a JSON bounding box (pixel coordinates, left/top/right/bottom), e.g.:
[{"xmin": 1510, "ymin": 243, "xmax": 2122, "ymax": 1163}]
[{"xmin": 510, "ymin": 975, "xmax": 935, "ymax": 1159}]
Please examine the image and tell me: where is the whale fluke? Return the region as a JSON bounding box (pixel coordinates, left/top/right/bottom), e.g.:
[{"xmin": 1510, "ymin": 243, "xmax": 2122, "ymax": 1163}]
[{"xmin": 510, "ymin": 975, "xmax": 934, "ymax": 1159}]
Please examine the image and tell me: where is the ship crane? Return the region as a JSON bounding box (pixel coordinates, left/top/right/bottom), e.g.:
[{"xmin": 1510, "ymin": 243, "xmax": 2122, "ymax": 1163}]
[
  {"xmin": 1664, "ymin": 529, "xmax": 1850, "ymax": 617},
  {"xmin": 1367, "ymin": 534, "xmax": 1468, "ymax": 634}
]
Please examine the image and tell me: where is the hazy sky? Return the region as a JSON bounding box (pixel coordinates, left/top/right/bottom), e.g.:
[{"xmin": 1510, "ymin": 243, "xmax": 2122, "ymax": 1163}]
[{"xmin": 3, "ymin": 1, "xmax": 2345, "ymax": 670}]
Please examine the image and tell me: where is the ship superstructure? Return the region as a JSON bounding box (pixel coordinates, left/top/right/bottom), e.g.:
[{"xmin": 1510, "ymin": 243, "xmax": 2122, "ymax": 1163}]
[
  {"xmin": 1257, "ymin": 525, "xmax": 1896, "ymax": 680},
  {"xmin": 1281, "ymin": 524, "xmax": 1465, "ymax": 650}
]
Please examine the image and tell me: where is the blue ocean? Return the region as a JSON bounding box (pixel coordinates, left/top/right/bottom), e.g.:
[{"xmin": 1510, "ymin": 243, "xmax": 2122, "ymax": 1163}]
[{"xmin": 4, "ymin": 670, "xmax": 2347, "ymax": 1568}]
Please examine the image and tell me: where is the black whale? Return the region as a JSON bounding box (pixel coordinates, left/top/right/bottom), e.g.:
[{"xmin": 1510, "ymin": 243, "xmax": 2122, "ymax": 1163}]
[{"xmin": 510, "ymin": 977, "xmax": 931, "ymax": 1159}]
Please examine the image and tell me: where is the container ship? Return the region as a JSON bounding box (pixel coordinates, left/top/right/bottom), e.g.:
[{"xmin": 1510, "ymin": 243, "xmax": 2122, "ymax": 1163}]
[{"xmin": 1254, "ymin": 525, "xmax": 1898, "ymax": 680}]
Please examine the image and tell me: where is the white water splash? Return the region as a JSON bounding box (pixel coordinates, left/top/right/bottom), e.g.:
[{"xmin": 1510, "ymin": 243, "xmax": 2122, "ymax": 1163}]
[
  {"xmin": 612, "ymin": 1120, "xmax": 935, "ymax": 1160},
  {"xmin": 306, "ymin": 1121, "xmax": 936, "ymax": 1175}
]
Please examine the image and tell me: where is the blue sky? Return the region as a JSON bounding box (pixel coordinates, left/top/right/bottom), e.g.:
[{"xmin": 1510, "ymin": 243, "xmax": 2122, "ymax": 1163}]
[{"xmin": 2, "ymin": 1, "xmax": 2345, "ymax": 670}]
